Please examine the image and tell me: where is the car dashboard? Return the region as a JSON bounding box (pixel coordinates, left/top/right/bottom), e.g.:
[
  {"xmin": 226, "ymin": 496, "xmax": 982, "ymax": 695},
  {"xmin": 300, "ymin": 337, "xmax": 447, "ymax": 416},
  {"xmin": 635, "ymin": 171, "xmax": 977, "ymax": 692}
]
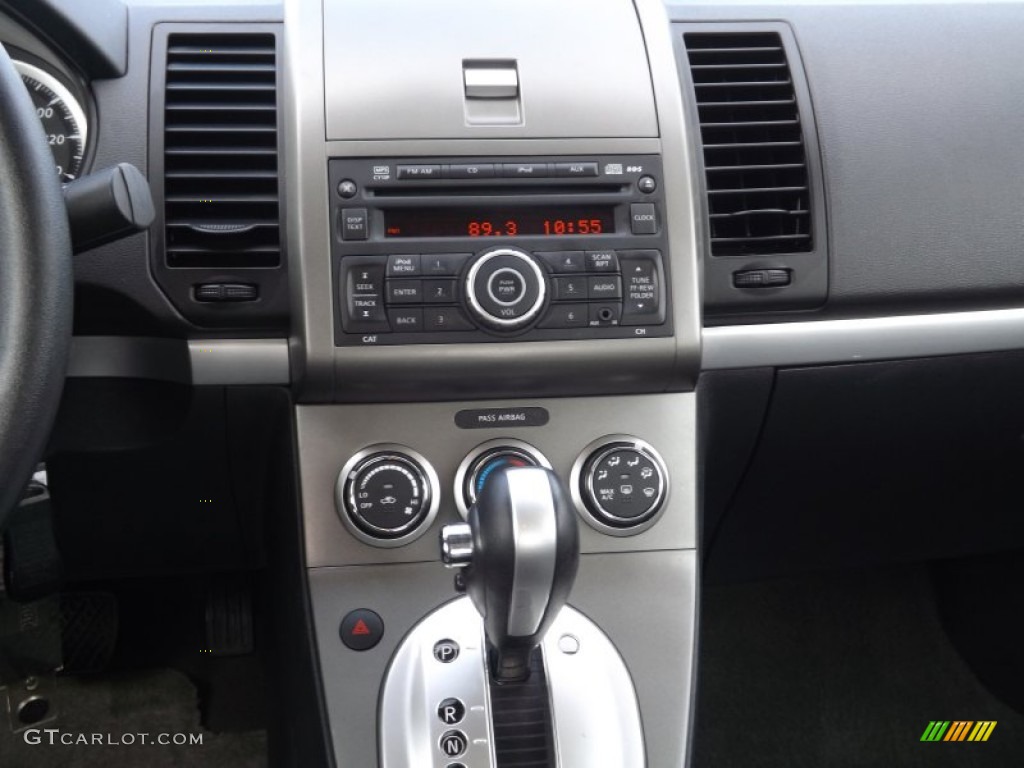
[{"xmin": 3, "ymin": 0, "xmax": 1024, "ymax": 766}]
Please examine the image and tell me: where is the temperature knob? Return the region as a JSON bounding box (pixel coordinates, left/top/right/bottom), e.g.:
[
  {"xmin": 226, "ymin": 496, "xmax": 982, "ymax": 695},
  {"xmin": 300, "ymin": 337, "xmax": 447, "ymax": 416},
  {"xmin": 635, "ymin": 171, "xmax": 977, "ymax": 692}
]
[
  {"xmin": 465, "ymin": 248, "xmax": 547, "ymax": 330},
  {"xmin": 336, "ymin": 445, "xmax": 440, "ymax": 547},
  {"xmin": 454, "ymin": 439, "xmax": 552, "ymax": 518}
]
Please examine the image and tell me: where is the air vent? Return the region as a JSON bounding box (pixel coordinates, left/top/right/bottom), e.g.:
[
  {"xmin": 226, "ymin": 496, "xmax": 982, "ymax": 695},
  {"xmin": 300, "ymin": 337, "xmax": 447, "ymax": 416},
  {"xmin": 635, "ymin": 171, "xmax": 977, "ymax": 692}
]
[
  {"xmin": 684, "ymin": 31, "xmax": 812, "ymax": 257},
  {"xmin": 163, "ymin": 33, "xmax": 280, "ymax": 268}
]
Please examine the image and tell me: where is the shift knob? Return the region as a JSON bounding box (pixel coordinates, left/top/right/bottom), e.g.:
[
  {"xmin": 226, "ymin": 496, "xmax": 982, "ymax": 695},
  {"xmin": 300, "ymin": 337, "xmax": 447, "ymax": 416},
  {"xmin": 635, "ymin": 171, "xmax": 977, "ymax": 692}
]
[{"xmin": 441, "ymin": 466, "xmax": 579, "ymax": 683}]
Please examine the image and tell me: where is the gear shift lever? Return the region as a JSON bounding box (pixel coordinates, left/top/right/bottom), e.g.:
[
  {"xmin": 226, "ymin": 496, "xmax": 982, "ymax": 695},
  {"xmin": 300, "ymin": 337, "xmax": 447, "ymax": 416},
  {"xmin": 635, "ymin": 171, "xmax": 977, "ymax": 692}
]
[{"xmin": 441, "ymin": 466, "xmax": 579, "ymax": 683}]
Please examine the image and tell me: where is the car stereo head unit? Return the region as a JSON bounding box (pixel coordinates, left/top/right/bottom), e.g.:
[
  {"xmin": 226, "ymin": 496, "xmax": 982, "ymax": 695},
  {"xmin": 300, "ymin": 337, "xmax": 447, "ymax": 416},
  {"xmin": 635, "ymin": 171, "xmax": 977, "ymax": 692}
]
[{"xmin": 329, "ymin": 156, "xmax": 672, "ymax": 346}]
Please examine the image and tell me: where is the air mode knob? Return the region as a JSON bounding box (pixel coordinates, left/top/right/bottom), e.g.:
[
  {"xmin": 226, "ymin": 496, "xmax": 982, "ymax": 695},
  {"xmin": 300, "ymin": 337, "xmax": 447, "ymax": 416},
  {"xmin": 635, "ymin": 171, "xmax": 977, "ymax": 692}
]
[
  {"xmin": 465, "ymin": 248, "xmax": 547, "ymax": 330},
  {"xmin": 572, "ymin": 436, "xmax": 670, "ymax": 536}
]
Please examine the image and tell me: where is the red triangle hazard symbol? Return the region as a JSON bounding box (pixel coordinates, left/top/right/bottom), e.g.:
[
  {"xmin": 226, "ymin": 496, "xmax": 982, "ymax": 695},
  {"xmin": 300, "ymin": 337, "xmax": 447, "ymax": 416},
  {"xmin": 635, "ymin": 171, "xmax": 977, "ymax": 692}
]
[{"xmin": 352, "ymin": 619, "xmax": 371, "ymax": 636}]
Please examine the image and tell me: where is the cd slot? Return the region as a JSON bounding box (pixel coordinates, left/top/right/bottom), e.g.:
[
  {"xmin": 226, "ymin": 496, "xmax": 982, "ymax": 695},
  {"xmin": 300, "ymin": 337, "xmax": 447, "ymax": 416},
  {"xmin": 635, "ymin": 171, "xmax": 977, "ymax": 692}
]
[{"xmin": 369, "ymin": 183, "xmax": 628, "ymax": 198}]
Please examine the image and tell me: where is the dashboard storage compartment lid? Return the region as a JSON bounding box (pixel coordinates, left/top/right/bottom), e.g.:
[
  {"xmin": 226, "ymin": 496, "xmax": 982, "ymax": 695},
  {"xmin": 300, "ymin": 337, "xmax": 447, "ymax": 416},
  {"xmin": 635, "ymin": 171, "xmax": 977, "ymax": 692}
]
[{"xmin": 323, "ymin": 0, "xmax": 658, "ymax": 140}]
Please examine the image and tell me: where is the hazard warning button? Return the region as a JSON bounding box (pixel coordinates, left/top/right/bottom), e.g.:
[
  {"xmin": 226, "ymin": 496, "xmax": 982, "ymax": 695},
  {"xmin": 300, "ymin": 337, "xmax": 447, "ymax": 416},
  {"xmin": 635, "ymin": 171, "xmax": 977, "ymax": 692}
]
[{"xmin": 340, "ymin": 608, "xmax": 384, "ymax": 651}]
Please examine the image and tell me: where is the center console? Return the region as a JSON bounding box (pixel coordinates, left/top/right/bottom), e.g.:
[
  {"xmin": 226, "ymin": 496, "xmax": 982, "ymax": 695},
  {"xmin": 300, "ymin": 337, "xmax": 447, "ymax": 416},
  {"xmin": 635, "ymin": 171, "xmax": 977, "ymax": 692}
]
[{"xmin": 284, "ymin": 0, "xmax": 701, "ymax": 764}]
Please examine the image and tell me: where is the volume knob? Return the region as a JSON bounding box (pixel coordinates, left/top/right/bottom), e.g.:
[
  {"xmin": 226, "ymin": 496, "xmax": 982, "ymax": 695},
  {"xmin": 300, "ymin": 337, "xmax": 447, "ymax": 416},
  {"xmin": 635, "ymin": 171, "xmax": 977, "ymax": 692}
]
[{"xmin": 464, "ymin": 248, "xmax": 547, "ymax": 330}]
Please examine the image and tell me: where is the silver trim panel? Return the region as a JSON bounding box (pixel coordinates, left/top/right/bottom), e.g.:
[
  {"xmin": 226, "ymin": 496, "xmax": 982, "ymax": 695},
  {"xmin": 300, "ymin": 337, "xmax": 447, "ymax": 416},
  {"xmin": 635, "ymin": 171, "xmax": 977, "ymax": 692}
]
[
  {"xmin": 326, "ymin": 138, "xmax": 661, "ymax": 158},
  {"xmin": 64, "ymin": 306, "xmax": 1024, "ymax": 387},
  {"xmin": 378, "ymin": 596, "xmax": 645, "ymax": 768},
  {"xmin": 285, "ymin": 0, "xmax": 703, "ymax": 402},
  {"xmin": 379, "ymin": 597, "xmax": 496, "ymax": 768},
  {"xmin": 296, "ymin": 394, "xmax": 697, "ymax": 568},
  {"xmin": 188, "ymin": 339, "xmax": 289, "ymax": 385},
  {"xmin": 543, "ymin": 605, "xmax": 645, "ymax": 768},
  {"xmin": 67, "ymin": 337, "xmax": 288, "ymax": 386},
  {"xmin": 634, "ymin": 0, "xmax": 704, "ymax": 389},
  {"xmin": 702, "ymin": 307, "xmax": 1024, "ymax": 370},
  {"xmin": 323, "ymin": 0, "xmax": 657, "ymax": 141},
  {"xmin": 308, "ymin": 549, "xmax": 694, "ymax": 767},
  {"xmin": 505, "ymin": 468, "xmax": 558, "ymax": 637}
]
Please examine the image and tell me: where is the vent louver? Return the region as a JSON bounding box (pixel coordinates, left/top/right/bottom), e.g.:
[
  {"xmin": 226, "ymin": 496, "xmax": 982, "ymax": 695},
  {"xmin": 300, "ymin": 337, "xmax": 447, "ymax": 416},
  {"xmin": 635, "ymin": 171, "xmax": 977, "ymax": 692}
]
[
  {"xmin": 684, "ymin": 32, "xmax": 813, "ymax": 257},
  {"xmin": 163, "ymin": 33, "xmax": 280, "ymax": 268}
]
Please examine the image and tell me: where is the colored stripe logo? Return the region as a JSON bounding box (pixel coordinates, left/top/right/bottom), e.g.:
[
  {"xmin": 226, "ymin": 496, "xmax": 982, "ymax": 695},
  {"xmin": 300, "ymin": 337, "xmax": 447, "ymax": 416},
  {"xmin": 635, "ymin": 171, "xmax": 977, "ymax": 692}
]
[{"xmin": 920, "ymin": 721, "xmax": 996, "ymax": 742}]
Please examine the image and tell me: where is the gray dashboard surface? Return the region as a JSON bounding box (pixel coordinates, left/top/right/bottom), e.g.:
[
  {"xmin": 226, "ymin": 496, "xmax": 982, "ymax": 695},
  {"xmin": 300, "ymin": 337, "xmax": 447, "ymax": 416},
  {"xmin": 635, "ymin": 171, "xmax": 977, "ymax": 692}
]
[{"xmin": 672, "ymin": 1, "xmax": 1024, "ymax": 319}]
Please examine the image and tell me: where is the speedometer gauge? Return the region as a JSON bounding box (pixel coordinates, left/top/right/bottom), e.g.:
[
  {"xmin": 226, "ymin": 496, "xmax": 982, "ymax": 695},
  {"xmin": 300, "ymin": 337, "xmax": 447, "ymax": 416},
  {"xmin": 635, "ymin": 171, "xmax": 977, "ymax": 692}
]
[{"xmin": 13, "ymin": 60, "xmax": 88, "ymax": 182}]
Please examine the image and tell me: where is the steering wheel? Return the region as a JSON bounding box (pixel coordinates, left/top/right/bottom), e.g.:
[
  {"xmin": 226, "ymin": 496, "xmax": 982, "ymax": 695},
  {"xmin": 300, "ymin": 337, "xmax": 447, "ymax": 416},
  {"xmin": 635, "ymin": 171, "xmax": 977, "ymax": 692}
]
[{"xmin": 0, "ymin": 44, "xmax": 72, "ymax": 529}]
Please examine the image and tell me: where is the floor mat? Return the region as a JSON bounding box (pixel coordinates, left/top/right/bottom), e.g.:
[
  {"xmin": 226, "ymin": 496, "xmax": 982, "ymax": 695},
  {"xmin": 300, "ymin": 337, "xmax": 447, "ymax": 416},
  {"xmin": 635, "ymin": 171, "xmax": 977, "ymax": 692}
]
[
  {"xmin": 0, "ymin": 668, "xmax": 266, "ymax": 768},
  {"xmin": 693, "ymin": 565, "xmax": 1024, "ymax": 767}
]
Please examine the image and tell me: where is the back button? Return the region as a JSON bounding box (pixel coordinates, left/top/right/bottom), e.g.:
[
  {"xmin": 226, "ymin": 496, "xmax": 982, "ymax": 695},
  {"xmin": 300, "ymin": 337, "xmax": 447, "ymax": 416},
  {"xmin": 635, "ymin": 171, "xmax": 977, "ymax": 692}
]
[{"xmin": 388, "ymin": 308, "xmax": 423, "ymax": 332}]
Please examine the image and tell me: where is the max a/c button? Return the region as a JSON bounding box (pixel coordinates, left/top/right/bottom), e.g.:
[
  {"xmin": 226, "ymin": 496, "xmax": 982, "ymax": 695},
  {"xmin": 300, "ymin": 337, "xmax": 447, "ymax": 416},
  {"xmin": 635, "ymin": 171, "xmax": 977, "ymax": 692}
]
[{"xmin": 340, "ymin": 609, "xmax": 383, "ymax": 651}]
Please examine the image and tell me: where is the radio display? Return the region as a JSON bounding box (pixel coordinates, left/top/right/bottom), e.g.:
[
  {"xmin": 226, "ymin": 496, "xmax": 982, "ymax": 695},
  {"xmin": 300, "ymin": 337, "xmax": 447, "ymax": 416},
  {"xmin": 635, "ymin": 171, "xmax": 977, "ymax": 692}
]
[{"xmin": 383, "ymin": 206, "xmax": 616, "ymax": 238}]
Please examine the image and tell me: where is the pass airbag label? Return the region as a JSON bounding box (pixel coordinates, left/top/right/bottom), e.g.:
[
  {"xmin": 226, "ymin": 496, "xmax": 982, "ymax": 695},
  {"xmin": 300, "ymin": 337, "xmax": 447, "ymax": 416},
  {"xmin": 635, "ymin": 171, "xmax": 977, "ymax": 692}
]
[{"xmin": 454, "ymin": 407, "xmax": 549, "ymax": 429}]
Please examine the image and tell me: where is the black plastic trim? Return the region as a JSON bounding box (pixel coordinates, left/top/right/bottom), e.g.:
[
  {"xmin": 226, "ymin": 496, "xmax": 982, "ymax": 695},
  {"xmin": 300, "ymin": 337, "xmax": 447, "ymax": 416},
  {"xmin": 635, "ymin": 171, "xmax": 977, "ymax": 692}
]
[{"xmin": 0, "ymin": 0, "xmax": 127, "ymax": 78}]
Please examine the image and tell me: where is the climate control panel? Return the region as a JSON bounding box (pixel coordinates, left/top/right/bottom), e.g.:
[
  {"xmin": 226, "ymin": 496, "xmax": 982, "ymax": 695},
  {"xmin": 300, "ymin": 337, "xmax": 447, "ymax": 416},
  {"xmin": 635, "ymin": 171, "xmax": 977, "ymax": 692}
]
[{"xmin": 334, "ymin": 436, "xmax": 669, "ymax": 548}]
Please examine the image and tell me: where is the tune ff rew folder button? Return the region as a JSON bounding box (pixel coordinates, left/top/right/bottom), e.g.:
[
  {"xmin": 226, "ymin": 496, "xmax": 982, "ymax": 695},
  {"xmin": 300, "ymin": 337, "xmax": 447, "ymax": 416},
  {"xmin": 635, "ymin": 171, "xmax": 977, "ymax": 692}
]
[{"xmin": 339, "ymin": 608, "xmax": 383, "ymax": 651}]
